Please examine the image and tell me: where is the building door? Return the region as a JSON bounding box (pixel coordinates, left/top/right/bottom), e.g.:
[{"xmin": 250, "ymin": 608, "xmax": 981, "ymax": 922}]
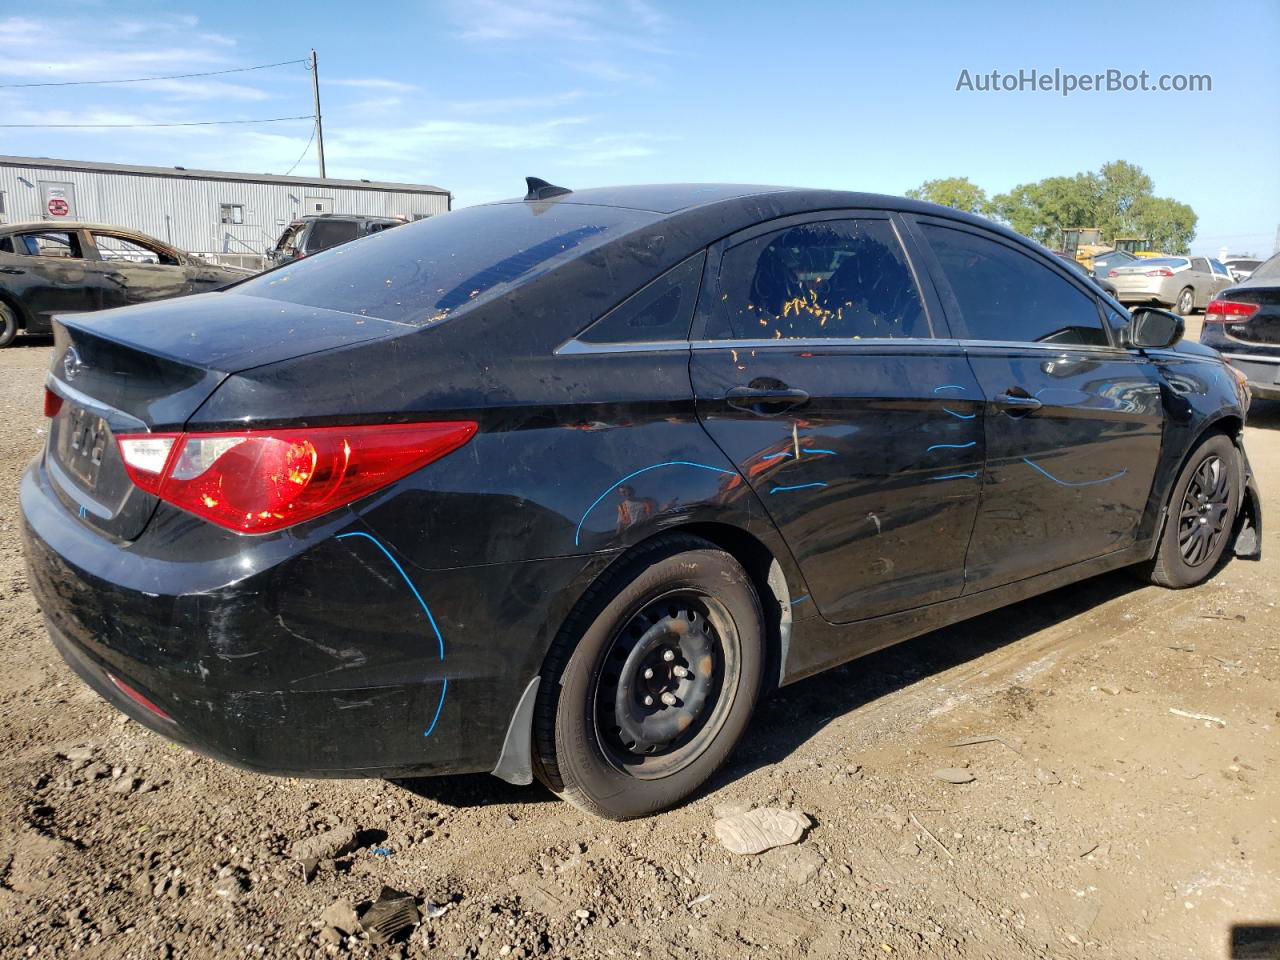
[
  {"xmin": 38, "ymin": 181, "xmax": 78, "ymax": 221},
  {"xmin": 303, "ymin": 196, "xmax": 333, "ymax": 215}
]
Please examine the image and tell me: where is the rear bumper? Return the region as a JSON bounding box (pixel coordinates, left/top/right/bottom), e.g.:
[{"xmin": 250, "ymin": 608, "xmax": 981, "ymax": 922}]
[
  {"xmin": 1218, "ymin": 352, "xmax": 1280, "ymax": 400},
  {"xmin": 20, "ymin": 455, "xmax": 595, "ymax": 779}
]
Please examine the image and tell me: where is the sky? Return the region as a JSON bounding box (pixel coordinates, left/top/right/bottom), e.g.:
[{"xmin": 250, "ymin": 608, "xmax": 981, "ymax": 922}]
[{"xmin": 1, "ymin": 0, "xmax": 1277, "ymax": 256}]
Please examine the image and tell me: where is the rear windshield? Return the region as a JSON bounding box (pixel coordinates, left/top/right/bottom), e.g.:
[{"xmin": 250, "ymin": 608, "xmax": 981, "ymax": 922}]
[
  {"xmin": 1250, "ymin": 253, "xmax": 1280, "ymax": 281},
  {"xmin": 1135, "ymin": 257, "xmax": 1188, "ymax": 268},
  {"xmin": 239, "ymin": 202, "xmax": 656, "ymax": 325}
]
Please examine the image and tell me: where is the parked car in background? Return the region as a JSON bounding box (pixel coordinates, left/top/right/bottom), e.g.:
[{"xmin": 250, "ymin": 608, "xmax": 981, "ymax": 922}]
[
  {"xmin": 1223, "ymin": 257, "xmax": 1263, "ymax": 282},
  {"xmin": 0, "ymin": 222, "xmax": 251, "ymax": 347},
  {"xmin": 267, "ymin": 214, "xmax": 406, "ymax": 266},
  {"xmin": 1053, "ymin": 251, "xmax": 1120, "ymax": 299},
  {"xmin": 1108, "ymin": 255, "xmax": 1234, "ymax": 315},
  {"xmin": 1089, "ymin": 248, "xmax": 1139, "ymax": 280},
  {"xmin": 1201, "ymin": 252, "xmax": 1280, "ymax": 401},
  {"xmin": 21, "ymin": 181, "xmax": 1261, "ymax": 819}
]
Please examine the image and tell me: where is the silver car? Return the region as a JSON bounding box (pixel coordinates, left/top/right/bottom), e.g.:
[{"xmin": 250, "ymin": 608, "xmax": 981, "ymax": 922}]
[{"xmin": 1107, "ymin": 255, "xmax": 1235, "ymax": 315}]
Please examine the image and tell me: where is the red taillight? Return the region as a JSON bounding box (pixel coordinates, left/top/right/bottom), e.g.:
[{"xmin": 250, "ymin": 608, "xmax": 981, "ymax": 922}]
[
  {"xmin": 43, "ymin": 387, "xmax": 63, "ymax": 419},
  {"xmin": 1205, "ymin": 299, "xmax": 1260, "ymax": 323},
  {"xmin": 1144, "ymin": 268, "xmax": 1174, "ymax": 277},
  {"xmin": 116, "ymin": 421, "xmax": 477, "ymax": 534}
]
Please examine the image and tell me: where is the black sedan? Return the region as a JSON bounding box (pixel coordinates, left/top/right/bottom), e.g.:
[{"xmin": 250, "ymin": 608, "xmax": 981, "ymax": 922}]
[
  {"xmin": 20, "ymin": 181, "xmax": 1262, "ymax": 819},
  {"xmin": 0, "ymin": 221, "xmax": 250, "ymax": 347},
  {"xmin": 1201, "ymin": 251, "xmax": 1280, "ymax": 401}
]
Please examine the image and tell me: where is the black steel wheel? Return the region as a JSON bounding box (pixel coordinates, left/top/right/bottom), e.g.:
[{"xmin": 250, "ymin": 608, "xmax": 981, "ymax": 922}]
[
  {"xmin": 533, "ymin": 534, "xmax": 764, "ymax": 819},
  {"xmin": 1147, "ymin": 433, "xmax": 1240, "ymax": 588}
]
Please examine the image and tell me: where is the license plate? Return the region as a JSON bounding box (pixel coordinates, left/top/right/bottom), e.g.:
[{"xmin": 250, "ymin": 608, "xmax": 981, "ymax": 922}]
[{"xmin": 63, "ymin": 406, "xmax": 110, "ymax": 489}]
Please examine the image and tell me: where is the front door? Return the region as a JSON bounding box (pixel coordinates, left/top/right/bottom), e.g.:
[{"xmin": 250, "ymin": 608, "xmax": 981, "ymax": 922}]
[
  {"xmin": 691, "ymin": 213, "xmax": 985, "ymax": 624},
  {"xmin": 909, "ymin": 218, "xmax": 1165, "ymax": 591},
  {"xmin": 87, "ymin": 231, "xmax": 189, "ymax": 307}
]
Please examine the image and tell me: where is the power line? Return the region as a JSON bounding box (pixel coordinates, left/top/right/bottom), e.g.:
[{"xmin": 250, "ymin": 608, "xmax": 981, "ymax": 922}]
[
  {"xmin": 0, "ymin": 58, "xmax": 308, "ymax": 89},
  {"xmin": 0, "ymin": 114, "xmax": 315, "ymax": 129},
  {"xmin": 283, "ymin": 121, "xmax": 318, "ymax": 177}
]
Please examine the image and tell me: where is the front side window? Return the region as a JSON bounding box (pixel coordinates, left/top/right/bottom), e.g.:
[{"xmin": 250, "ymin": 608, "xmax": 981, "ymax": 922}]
[
  {"xmin": 92, "ymin": 233, "xmax": 176, "ymax": 265},
  {"xmin": 16, "ymin": 231, "xmax": 82, "ymax": 259},
  {"xmin": 709, "ymin": 219, "xmax": 928, "ymax": 340},
  {"xmin": 921, "ymin": 224, "xmax": 1108, "ymax": 346},
  {"xmin": 1209, "ymin": 259, "xmax": 1228, "ymax": 276}
]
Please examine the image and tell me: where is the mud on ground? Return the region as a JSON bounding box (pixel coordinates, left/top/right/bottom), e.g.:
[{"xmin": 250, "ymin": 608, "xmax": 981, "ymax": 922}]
[{"xmin": 0, "ymin": 338, "xmax": 1276, "ymax": 959}]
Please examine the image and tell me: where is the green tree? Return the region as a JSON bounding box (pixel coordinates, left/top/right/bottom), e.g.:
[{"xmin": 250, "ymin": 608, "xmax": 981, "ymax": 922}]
[
  {"xmin": 905, "ymin": 177, "xmax": 991, "ymax": 216},
  {"xmin": 983, "ymin": 160, "xmax": 1195, "ymax": 253},
  {"xmin": 1129, "ymin": 195, "xmax": 1197, "ymax": 254}
]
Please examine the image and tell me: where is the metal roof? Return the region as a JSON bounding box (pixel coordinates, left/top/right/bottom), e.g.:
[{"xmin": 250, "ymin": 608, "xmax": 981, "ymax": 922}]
[{"xmin": 0, "ymin": 154, "xmax": 449, "ymax": 196}]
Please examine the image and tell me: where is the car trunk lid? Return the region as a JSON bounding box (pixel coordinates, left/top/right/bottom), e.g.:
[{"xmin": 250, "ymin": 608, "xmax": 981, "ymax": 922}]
[
  {"xmin": 45, "ymin": 293, "xmax": 411, "ymax": 540},
  {"xmin": 1216, "ymin": 287, "xmax": 1280, "ymax": 346}
]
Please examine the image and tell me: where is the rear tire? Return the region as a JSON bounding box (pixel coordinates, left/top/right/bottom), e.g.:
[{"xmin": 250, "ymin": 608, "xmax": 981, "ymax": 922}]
[
  {"xmin": 0, "ymin": 302, "xmax": 18, "ymax": 348},
  {"xmin": 1174, "ymin": 287, "xmax": 1195, "ymax": 316},
  {"xmin": 533, "ymin": 535, "xmax": 765, "ymax": 819},
  {"xmin": 1147, "ymin": 433, "xmax": 1239, "ymax": 588}
]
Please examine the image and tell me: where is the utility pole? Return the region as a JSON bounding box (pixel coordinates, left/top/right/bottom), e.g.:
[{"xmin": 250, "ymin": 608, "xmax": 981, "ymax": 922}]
[{"xmin": 310, "ymin": 49, "xmax": 326, "ymax": 179}]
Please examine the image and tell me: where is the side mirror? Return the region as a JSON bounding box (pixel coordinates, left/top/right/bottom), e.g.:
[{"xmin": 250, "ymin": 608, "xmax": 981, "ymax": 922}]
[{"xmin": 1127, "ymin": 307, "xmax": 1184, "ymax": 349}]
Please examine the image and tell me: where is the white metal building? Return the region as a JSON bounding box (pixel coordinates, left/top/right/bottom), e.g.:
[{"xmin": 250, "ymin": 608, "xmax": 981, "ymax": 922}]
[{"xmin": 0, "ymin": 155, "xmax": 451, "ymax": 267}]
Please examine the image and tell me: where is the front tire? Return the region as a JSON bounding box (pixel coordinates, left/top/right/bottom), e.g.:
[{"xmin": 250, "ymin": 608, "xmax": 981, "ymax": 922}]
[
  {"xmin": 533, "ymin": 535, "xmax": 764, "ymax": 819},
  {"xmin": 0, "ymin": 302, "xmax": 18, "ymax": 348},
  {"xmin": 1148, "ymin": 433, "xmax": 1240, "ymax": 588}
]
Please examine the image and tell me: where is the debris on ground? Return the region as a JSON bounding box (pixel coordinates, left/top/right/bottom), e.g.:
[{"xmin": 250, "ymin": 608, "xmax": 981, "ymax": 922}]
[
  {"xmin": 290, "ymin": 825, "xmax": 358, "ymax": 882},
  {"xmin": 714, "ymin": 807, "xmax": 811, "ymax": 855},
  {"xmin": 1169, "ymin": 708, "xmax": 1227, "ymax": 727},
  {"xmin": 320, "ymin": 898, "xmax": 361, "ymax": 936},
  {"xmin": 359, "ymin": 886, "xmax": 420, "ymax": 944},
  {"xmin": 932, "ymin": 768, "xmax": 976, "ymax": 784}
]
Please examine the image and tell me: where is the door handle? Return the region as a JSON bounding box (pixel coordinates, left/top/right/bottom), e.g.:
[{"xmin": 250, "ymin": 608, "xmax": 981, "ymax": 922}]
[
  {"xmin": 994, "ymin": 391, "xmax": 1042, "ymax": 415},
  {"xmin": 725, "ymin": 384, "xmax": 810, "ymax": 414}
]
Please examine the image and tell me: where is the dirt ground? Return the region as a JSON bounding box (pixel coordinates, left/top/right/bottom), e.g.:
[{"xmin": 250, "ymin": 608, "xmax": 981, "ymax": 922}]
[{"xmin": 0, "ymin": 333, "xmax": 1276, "ymax": 960}]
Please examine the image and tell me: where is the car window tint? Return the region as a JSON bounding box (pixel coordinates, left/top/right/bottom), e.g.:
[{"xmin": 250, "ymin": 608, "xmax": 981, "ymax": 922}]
[
  {"xmin": 17, "ymin": 231, "xmax": 82, "ymax": 259},
  {"xmin": 238, "ymin": 202, "xmax": 656, "ymax": 325},
  {"xmin": 1191, "ymin": 257, "xmax": 1209, "ymax": 272},
  {"xmin": 306, "ymin": 220, "xmax": 360, "ymax": 251},
  {"xmin": 710, "ymin": 219, "xmax": 927, "ymax": 340},
  {"xmin": 93, "ymin": 233, "xmax": 176, "ymax": 266},
  {"xmin": 1139, "ymin": 257, "xmax": 1189, "ymax": 269},
  {"xmin": 579, "ymin": 252, "xmax": 705, "ymax": 344},
  {"xmin": 1251, "ymin": 253, "xmax": 1280, "ymax": 281},
  {"xmin": 921, "ymin": 224, "xmax": 1108, "ymax": 346}
]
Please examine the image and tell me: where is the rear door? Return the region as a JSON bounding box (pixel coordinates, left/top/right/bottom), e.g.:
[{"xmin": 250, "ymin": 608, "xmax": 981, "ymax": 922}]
[
  {"xmin": 908, "ymin": 217, "xmax": 1164, "ymax": 591},
  {"xmin": 2, "ymin": 229, "xmax": 109, "ymax": 329},
  {"xmin": 87, "ymin": 230, "xmax": 190, "ymax": 307},
  {"xmin": 690, "ymin": 212, "xmax": 985, "ymax": 624}
]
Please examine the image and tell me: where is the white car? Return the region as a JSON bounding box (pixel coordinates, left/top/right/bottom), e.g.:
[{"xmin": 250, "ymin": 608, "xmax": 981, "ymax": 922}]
[{"xmin": 1223, "ymin": 257, "xmax": 1263, "ymax": 282}]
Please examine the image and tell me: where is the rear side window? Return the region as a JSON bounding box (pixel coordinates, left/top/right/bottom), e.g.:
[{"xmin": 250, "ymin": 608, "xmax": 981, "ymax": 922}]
[
  {"xmin": 1251, "ymin": 253, "xmax": 1280, "ymax": 281},
  {"xmin": 578, "ymin": 252, "xmax": 705, "ymax": 344},
  {"xmin": 15, "ymin": 231, "xmax": 83, "ymax": 259},
  {"xmin": 921, "ymin": 224, "xmax": 1108, "ymax": 346},
  {"xmin": 709, "ymin": 219, "xmax": 928, "ymax": 340},
  {"xmin": 239, "ymin": 202, "xmax": 656, "ymax": 325},
  {"xmin": 306, "ymin": 220, "xmax": 359, "ymax": 252}
]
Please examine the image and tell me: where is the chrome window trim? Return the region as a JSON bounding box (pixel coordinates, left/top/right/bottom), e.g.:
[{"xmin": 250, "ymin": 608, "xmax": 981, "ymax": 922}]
[
  {"xmin": 1221, "ymin": 352, "xmax": 1280, "ymax": 366},
  {"xmin": 689, "ymin": 337, "xmax": 957, "ymax": 350},
  {"xmin": 554, "ymin": 338, "xmax": 690, "ymax": 356}
]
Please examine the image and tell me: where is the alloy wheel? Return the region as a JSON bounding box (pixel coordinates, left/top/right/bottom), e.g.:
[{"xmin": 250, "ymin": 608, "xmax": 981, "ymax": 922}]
[{"xmin": 1177, "ymin": 455, "xmax": 1231, "ymax": 567}]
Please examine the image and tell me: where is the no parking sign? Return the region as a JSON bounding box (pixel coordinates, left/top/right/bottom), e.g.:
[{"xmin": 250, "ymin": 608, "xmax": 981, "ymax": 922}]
[{"xmin": 38, "ymin": 181, "xmax": 77, "ymax": 220}]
